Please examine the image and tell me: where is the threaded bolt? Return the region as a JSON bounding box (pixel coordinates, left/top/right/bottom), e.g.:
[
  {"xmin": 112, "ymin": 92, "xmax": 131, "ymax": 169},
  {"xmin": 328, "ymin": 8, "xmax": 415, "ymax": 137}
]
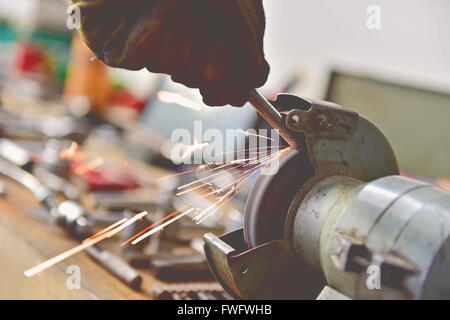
[{"xmin": 248, "ymin": 89, "xmax": 299, "ymax": 148}]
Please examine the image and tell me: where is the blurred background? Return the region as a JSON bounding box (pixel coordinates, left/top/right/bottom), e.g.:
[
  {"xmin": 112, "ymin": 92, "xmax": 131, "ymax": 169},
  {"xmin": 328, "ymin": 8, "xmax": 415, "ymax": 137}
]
[
  {"xmin": 0, "ymin": 0, "xmax": 448, "ymax": 179},
  {"xmin": 264, "ymin": 0, "xmax": 450, "ymax": 181},
  {"xmin": 0, "ymin": 0, "xmax": 448, "ymax": 299}
]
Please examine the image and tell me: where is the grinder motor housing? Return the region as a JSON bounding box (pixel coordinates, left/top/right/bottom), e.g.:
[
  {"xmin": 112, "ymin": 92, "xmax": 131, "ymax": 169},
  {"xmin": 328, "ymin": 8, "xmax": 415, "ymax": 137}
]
[{"xmin": 203, "ymin": 94, "xmax": 450, "ymax": 300}]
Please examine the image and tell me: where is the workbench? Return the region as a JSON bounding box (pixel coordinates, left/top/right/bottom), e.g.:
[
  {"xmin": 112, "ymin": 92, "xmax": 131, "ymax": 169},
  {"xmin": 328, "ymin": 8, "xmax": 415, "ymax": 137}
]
[
  {"xmin": 0, "ymin": 90, "xmax": 229, "ymax": 300},
  {"xmin": 0, "ymin": 176, "xmax": 159, "ymax": 299},
  {"xmin": 0, "ymin": 175, "xmax": 221, "ymax": 299}
]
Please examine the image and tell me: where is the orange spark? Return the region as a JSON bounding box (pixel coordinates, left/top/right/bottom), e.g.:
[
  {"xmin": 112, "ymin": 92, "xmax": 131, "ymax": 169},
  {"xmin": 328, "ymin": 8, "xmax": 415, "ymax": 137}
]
[
  {"xmin": 191, "ymin": 147, "xmax": 293, "ymax": 223},
  {"xmin": 194, "ymin": 187, "xmax": 237, "ymax": 224},
  {"xmin": 231, "ymin": 129, "xmax": 275, "ymax": 141},
  {"xmin": 231, "ymin": 156, "xmax": 262, "ymax": 165},
  {"xmin": 156, "ymin": 146, "xmax": 285, "ymax": 182},
  {"xmin": 157, "ymin": 165, "xmax": 207, "ymax": 182},
  {"xmin": 177, "ymin": 164, "xmax": 239, "ymax": 191},
  {"xmin": 181, "ymin": 138, "xmax": 209, "ymax": 161},
  {"xmin": 120, "ymin": 209, "xmax": 182, "ymax": 246},
  {"xmin": 24, "ymin": 212, "xmax": 147, "ymax": 277},
  {"xmin": 193, "ymin": 164, "xmax": 263, "ymax": 224},
  {"xmin": 175, "ymin": 166, "xmax": 245, "ymax": 196},
  {"xmin": 130, "ymin": 208, "xmax": 194, "ymax": 245},
  {"xmin": 82, "ymin": 218, "xmax": 128, "ymax": 243},
  {"xmin": 176, "ymin": 147, "xmax": 289, "ymax": 197},
  {"xmin": 211, "ymin": 145, "xmax": 285, "ymax": 158}
]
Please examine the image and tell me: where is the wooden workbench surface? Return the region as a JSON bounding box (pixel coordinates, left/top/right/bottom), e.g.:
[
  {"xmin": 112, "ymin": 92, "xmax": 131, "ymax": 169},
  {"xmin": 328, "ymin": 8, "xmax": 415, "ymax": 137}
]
[
  {"xmin": 0, "ymin": 91, "xmax": 228, "ymax": 299},
  {"xmin": 0, "ymin": 176, "xmax": 164, "ymax": 299}
]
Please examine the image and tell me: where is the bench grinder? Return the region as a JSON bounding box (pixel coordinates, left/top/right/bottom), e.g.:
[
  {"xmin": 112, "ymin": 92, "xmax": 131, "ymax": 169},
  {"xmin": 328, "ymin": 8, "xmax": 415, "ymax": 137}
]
[{"xmin": 203, "ymin": 92, "xmax": 450, "ymax": 300}]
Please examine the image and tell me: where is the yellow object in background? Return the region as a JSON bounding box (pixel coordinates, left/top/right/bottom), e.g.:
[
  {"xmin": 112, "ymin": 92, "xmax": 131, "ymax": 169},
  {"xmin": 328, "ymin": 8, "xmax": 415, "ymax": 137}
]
[{"xmin": 64, "ymin": 33, "xmax": 112, "ymax": 115}]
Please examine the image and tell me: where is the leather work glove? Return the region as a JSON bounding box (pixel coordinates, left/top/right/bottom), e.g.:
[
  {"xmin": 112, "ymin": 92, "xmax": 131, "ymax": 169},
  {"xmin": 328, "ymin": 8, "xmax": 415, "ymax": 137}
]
[{"xmin": 71, "ymin": 0, "xmax": 270, "ymax": 107}]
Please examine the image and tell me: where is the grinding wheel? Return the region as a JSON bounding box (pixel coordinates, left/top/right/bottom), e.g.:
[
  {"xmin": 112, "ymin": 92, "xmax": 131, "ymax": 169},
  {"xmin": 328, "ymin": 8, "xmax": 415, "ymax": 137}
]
[{"xmin": 244, "ymin": 148, "xmax": 314, "ymax": 248}]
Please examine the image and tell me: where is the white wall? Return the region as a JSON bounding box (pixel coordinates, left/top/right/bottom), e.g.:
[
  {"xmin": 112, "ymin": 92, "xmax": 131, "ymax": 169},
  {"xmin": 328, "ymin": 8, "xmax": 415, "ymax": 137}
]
[
  {"xmin": 262, "ymin": 0, "xmax": 450, "ymax": 98},
  {"xmin": 3, "ymin": 0, "xmax": 449, "ymax": 100},
  {"xmin": 0, "ymin": 0, "xmax": 68, "ymax": 31}
]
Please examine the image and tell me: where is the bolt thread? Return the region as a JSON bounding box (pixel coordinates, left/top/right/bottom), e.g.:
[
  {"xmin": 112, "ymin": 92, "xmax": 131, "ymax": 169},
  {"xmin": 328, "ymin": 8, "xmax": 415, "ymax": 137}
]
[{"xmin": 248, "ymin": 89, "xmax": 299, "ymax": 147}]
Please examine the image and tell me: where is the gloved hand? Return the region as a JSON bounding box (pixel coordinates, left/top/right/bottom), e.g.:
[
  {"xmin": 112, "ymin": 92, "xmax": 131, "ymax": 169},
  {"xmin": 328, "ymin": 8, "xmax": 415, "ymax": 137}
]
[{"xmin": 72, "ymin": 0, "xmax": 270, "ymax": 107}]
